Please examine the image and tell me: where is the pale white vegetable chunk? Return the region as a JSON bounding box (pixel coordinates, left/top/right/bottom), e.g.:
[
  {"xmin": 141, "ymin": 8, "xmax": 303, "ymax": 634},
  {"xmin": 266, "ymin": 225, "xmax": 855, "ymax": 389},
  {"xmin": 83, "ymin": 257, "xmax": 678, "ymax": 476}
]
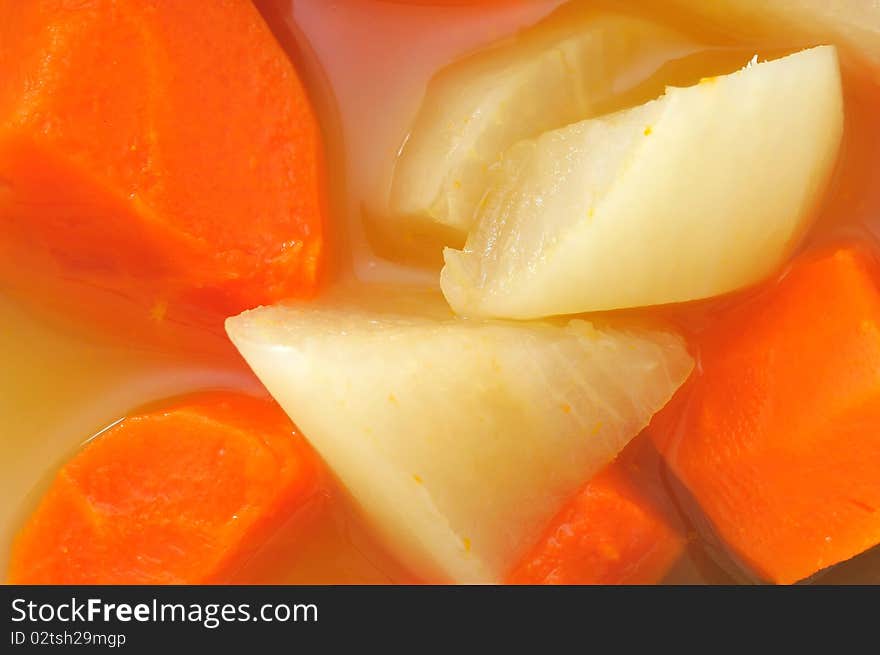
[
  {"xmin": 442, "ymin": 46, "xmax": 844, "ymax": 319},
  {"xmin": 226, "ymin": 286, "xmax": 693, "ymax": 583},
  {"xmin": 389, "ymin": 14, "xmax": 690, "ymax": 235}
]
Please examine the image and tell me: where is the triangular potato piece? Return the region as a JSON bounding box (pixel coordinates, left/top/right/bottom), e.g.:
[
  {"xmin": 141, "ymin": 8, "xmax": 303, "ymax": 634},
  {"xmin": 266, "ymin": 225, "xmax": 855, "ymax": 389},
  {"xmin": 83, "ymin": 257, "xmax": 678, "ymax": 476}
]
[{"xmin": 227, "ymin": 285, "xmax": 692, "ymax": 582}]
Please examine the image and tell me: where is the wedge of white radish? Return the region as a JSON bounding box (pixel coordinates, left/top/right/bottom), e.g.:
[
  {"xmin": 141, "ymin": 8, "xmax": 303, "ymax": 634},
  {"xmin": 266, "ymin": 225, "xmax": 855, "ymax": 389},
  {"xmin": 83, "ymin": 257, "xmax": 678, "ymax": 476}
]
[
  {"xmin": 226, "ymin": 286, "xmax": 693, "ymax": 583},
  {"xmin": 442, "ymin": 46, "xmax": 844, "ymax": 319},
  {"xmin": 388, "ymin": 14, "xmax": 690, "ymax": 235}
]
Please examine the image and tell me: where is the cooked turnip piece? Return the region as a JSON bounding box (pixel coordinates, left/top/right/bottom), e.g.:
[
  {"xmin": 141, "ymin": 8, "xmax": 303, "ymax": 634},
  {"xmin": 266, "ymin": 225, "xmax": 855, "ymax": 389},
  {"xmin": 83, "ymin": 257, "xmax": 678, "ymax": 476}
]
[
  {"xmin": 442, "ymin": 46, "xmax": 843, "ymax": 319},
  {"xmin": 389, "ymin": 14, "xmax": 690, "ymax": 235},
  {"xmin": 226, "ymin": 286, "xmax": 693, "ymax": 583}
]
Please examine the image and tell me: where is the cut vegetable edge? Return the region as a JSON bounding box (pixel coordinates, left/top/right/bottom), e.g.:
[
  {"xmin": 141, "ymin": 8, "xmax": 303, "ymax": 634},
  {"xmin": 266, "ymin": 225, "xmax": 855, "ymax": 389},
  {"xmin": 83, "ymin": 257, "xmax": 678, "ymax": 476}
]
[
  {"xmin": 226, "ymin": 286, "xmax": 694, "ymax": 583},
  {"xmin": 7, "ymin": 392, "xmax": 324, "ymax": 585},
  {"xmin": 441, "ymin": 45, "xmax": 843, "ymax": 319},
  {"xmin": 387, "ymin": 12, "xmax": 693, "ymax": 235},
  {"xmin": 226, "ymin": 315, "xmax": 494, "ymax": 583}
]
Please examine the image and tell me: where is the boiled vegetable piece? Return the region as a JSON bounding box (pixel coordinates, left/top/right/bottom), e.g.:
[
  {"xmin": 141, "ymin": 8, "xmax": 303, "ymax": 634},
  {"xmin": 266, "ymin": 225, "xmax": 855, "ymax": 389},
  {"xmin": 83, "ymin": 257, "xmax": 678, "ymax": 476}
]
[
  {"xmin": 0, "ymin": 0, "xmax": 325, "ymax": 316},
  {"xmin": 507, "ymin": 437, "xmax": 686, "ymax": 585},
  {"xmin": 442, "ymin": 46, "xmax": 843, "ymax": 319},
  {"xmin": 653, "ymin": 247, "xmax": 880, "ymax": 584},
  {"xmin": 389, "ymin": 13, "xmax": 688, "ymax": 235},
  {"xmin": 8, "ymin": 393, "xmax": 323, "ymax": 584},
  {"xmin": 226, "ymin": 285, "xmax": 693, "ymax": 583}
]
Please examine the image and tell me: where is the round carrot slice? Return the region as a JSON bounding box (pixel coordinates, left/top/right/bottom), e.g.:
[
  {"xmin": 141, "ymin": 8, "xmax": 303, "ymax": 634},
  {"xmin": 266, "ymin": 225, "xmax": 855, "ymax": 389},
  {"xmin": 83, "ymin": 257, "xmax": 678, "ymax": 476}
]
[
  {"xmin": 8, "ymin": 392, "xmax": 324, "ymax": 584},
  {"xmin": 0, "ymin": 0, "xmax": 326, "ymax": 317}
]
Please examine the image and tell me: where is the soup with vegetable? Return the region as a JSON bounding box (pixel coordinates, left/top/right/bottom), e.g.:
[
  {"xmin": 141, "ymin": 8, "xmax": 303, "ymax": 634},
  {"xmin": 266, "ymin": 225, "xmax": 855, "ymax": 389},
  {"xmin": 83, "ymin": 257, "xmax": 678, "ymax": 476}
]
[{"xmin": 2, "ymin": 0, "xmax": 880, "ymax": 585}]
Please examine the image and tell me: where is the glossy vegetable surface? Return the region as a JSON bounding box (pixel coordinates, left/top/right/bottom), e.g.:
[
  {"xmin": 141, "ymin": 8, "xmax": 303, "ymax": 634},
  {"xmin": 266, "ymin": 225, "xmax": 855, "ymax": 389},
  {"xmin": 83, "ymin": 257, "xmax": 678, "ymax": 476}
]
[
  {"xmin": 0, "ymin": 0, "xmax": 326, "ymax": 317},
  {"xmin": 654, "ymin": 247, "xmax": 880, "ymax": 583},
  {"xmin": 8, "ymin": 393, "xmax": 323, "ymax": 584}
]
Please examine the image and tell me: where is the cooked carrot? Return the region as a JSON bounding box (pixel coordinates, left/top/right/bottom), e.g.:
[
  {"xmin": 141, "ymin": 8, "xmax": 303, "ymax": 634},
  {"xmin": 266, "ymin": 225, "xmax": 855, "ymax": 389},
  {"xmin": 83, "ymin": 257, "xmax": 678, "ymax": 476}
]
[
  {"xmin": 8, "ymin": 392, "xmax": 324, "ymax": 584},
  {"xmin": 0, "ymin": 0, "xmax": 326, "ymax": 317},
  {"xmin": 653, "ymin": 247, "xmax": 880, "ymax": 584},
  {"xmin": 507, "ymin": 437, "xmax": 686, "ymax": 585}
]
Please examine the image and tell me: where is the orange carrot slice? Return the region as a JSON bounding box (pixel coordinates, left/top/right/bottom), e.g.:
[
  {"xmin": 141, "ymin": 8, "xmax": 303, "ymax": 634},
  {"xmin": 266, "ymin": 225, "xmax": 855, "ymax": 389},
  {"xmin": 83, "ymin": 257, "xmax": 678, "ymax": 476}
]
[
  {"xmin": 507, "ymin": 438, "xmax": 686, "ymax": 585},
  {"xmin": 654, "ymin": 246, "xmax": 880, "ymax": 584},
  {"xmin": 0, "ymin": 0, "xmax": 326, "ymax": 317},
  {"xmin": 8, "ymin": 392, "xmax": 324, "ymax": 584}
]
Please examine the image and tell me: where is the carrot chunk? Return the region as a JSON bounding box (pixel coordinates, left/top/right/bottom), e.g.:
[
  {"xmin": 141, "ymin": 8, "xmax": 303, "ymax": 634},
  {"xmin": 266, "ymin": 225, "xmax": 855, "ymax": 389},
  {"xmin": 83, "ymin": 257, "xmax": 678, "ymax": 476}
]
[
  {"xmin": 8, "ymin": 392, "xmax": 323, "ymax": 584},
  {"xmin": 507, "ymin": 439, "xmax": 686, "ymax": 585},
  {"xmin": 654, "ymin": 247, "xmax": 880, "ymax": 584},
  {"xmin": 0, "ymin": 0, "xmax": 326, "ymax": 316}
]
